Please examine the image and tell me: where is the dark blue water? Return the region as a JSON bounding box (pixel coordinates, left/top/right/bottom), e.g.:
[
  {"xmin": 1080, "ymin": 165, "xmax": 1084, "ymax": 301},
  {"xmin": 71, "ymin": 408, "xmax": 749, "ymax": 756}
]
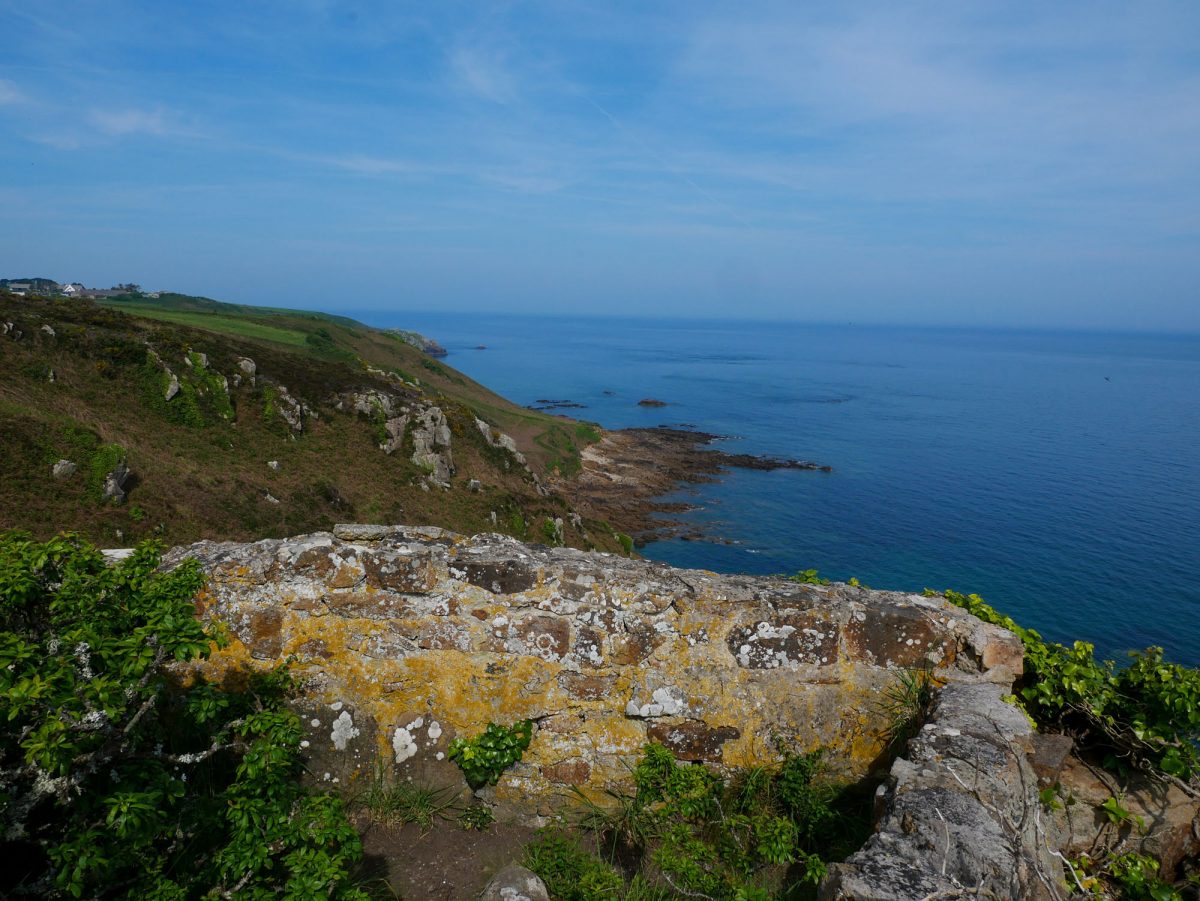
[{"xmin": 349, "ymin": 312, "xmax": 1200, "ymax": 666}]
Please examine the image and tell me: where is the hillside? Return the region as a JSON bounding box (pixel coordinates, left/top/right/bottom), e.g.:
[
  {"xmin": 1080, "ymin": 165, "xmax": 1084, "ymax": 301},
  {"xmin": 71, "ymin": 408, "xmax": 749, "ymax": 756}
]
[{"xmin": 0, "ymin": 290, "xmax": 622, "ymax": 552}]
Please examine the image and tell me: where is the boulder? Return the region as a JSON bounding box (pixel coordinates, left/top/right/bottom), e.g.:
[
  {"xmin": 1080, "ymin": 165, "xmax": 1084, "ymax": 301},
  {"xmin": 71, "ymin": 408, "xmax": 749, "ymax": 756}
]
[
  {"xmin": 478, "ymin": 865, "xmax": 549, "ymax": 901},
  {"xmin": 166, "ymin": 526, "xmax": 1026, "ymax": 819},
  {"xmin": 102, "ymin": 462, "xmax": 130, "ymax": 504},
  {"xmin": 51, "ymin": 459, "xmax": 76, "ymax": 479},
  {"xmin": 821, "ymin": 683, "xmax": 1061, "ymax": 900},
  {"xmin": 1047, "ymin": 756, "xmax": 1200, "ymax": 876}
]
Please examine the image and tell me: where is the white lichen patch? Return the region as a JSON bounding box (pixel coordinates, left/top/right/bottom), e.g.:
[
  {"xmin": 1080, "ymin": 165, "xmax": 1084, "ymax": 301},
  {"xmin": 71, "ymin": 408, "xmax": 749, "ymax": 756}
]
[
  {"xmin": 330, "ymin": 710, "xmax": 359, "ymax": 750},
  {"xmin": 625, "ymin": 686, "xmax": 686, "ymax": 718},
  {"xmin": 392, "ymin": 724, "xmax": 419, "ymax": 763}
]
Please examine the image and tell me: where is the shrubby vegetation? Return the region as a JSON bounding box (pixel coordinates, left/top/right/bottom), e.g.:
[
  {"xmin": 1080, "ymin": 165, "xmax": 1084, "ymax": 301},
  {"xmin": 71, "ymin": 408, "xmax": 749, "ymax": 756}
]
[
  {"xmin": 525, "ymin": 741, "xmax": 872, "ymax": 901},
  {"xmin": 0, "ymin": 533, "xmax": 366, "ymax": 898},
  {"xmin": 936, "ymin": 589, "xmax": 1200, "ymax": 782}
]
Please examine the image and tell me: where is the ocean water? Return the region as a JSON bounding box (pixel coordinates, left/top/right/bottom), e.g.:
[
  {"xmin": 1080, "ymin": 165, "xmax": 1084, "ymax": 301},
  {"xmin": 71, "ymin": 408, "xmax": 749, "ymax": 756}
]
[{"xmin": 350, "ymin": 312, "xmax": 1200, "ymax": 666}]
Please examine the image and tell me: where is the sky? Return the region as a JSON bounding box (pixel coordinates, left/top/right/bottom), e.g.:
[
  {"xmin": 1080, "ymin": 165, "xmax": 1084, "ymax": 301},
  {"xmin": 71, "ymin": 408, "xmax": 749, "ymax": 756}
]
[{"xmin": 1, "ymin": 1, "xmax": 1198, "ymax": 330}]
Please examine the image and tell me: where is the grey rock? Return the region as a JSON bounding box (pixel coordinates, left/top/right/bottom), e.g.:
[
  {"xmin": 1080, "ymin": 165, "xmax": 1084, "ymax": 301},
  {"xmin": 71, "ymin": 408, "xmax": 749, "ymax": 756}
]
[
  {"xmin": 272, "ymin": 386, "xmax": 306, "ymax": 433},
  {"xmin": 468, "ymin": 479, "xmax": 482, "ymax": 492},
  {"xmin": 264, "ymin": 493, "xmax": 280, "ymax": 505},
  {"xmin": 51, "ymin": 459, "xmax": 77, "ymax": 479},
  {"xmin": 102, "ymin": 462, "xmax": 130, "ymax": 504},
  {"xmin": 164, "ymin": 372, "xmax": 180, "ymax": 401},
  {"xmin": 477, "ymin": 865, "xmax": 549, "ymax": 901},
  {"xmin": 267, "ymin": 460, "xmax": 281, "ymax": 471},
  {"xmin": 333, "ymin": 523, "xmax": 407, "ymax": 541},
  {"xmin": 40, "ymin": 324, "xmax": 55, "ymax": 337},
  {"xmin": 821, "ymin": 682, "xmax": 1062, "ymax": 900}
]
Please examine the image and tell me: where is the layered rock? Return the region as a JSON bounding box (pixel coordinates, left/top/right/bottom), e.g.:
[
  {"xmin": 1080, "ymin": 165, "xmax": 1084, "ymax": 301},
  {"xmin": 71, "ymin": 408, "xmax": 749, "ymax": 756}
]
[
  {"xmin": 822, "ymin": 682, "xmax": 1061, "ymax": 900},
  {"xmin": 166, "ymin": 525, "xmax": 1022, "ymax": 816}
]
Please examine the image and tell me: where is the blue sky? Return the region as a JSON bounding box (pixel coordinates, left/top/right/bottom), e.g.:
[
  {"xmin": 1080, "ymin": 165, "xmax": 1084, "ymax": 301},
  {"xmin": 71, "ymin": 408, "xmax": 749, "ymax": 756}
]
[{"xmin": 1, "ymin": 1, "xmax": 1198, "ymax": 329}]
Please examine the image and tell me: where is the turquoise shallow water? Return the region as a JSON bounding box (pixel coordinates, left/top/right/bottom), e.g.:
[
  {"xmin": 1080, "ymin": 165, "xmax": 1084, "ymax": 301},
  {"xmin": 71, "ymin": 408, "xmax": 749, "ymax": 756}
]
[{"xmin": 349, "ymin": 312, "xmax": 1200, "ymax": 666}]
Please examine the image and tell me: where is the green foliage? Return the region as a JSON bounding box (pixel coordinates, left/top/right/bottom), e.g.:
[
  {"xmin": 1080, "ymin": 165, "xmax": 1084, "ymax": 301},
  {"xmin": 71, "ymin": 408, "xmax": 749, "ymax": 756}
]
[
  {"xmin": 0, "ymin": 533, "xmax": 366, "ymax": 899},
  {"xmin": 356, "ymin": 765, "xmax": 457, "ymax": 831},
  {"xmin": 935, "ymin": 589, "xmax": 1200, "ymax": 782},
  {"xmin": 544, "ymin": 743, "xmax": 839, "ymax": 900},
  {"xmin": 616, "ymin": 532, "xmax": 634, "ymax": 556},
  {"xmin": 457, "ymin": 803, "xmax": 495, "ymax": 831},
  {"xmin": 574, "ymin": 422, "xmax": 602, "ymax": 444},
  {"xmin": 875, "ymin": 668, "xmax": 936, "ymax": 753},
  {"xmin": 541, "ymin": 517, "xmax": 561, "ymax": 546},
  {"xmin": 523, "ymin": 831, "xmax": 633, "ymax": 900},
  {"xmin": 509, "ymin": 512, "xmax": 528, "ymax": 539},
  {"xmin": 447, "ymin": 720, "xmax": 533, "ymax": 790},
  {"xmin": 534, "ymin": 422, "xmax": 596, "ymax": 476},
  {"xmin": 1073, "ymin": 851, "xmax": 1183, "ymax": 900},
  {"xmin": 786, "ymin": 569, "xmax": 829, "ymax": 586},
  {"xmin": 86, "ymin": 443, "xmax": 125, "ymax": 503}
]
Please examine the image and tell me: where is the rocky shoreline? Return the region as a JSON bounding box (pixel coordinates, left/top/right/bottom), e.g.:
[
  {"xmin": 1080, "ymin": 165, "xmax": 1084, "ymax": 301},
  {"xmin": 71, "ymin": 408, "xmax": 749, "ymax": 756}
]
[{"xmin": 558, "ymin": 427, "xmax": 831, "ymax": 543}]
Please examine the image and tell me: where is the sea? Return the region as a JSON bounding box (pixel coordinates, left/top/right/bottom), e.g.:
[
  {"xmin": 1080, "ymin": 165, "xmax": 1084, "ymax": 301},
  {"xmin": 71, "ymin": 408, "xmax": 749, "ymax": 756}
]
[{"xmin": 348, "ymin": 312, "xmax": 1200, "ymax": 667}]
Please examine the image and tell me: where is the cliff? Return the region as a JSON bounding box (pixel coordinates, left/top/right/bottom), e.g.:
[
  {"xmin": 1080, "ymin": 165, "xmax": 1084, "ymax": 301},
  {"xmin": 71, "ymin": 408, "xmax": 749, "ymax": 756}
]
[{"xmin": 0, "ymin": 291, "xmax": 619, "ymax": 552}]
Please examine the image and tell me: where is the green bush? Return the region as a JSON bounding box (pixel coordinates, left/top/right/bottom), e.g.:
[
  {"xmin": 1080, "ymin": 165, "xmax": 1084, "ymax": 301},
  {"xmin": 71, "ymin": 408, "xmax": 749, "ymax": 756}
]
[
  {"xmin": 936, "ymin": 589, "xmax": 1200, "ymax": 781},
  {"xmin": 447, "ymin": 720, "xmax": 533, "ymax": 790},
  {"xmin": 543, "ymin": 742, "xmax": 837, "ymax": 900},
  {"xmin": 0, "ymin": 533, "xmax": 367, "ymax": 899}
]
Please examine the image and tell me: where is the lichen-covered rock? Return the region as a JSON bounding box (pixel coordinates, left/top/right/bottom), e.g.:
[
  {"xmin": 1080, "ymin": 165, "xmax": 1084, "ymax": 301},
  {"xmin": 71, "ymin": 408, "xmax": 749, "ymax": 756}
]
[
  {"xmin": 478, "ymin": 865, "xmax": 549, "ymax": 901},
  {"xmin": 166, "ymin": 525, "xmax": 1024, "ymax": 819},
  {"xmin": 410, "ymin": 405, "xmax": 453, "ymax": 484},
  {"xmin": 820, "ymin": 683, "xmax": 1061, "ymax": 900},
  {"xmin": 102, "ymin": 461, "xmax": 130, "ymax": 504},
  {"xmin": 269, "ymin": 384, "xmax": 310, "ymax": 434},
  {"xmin": 51, "ymin": 459, "xmax": 76, "ymax": 479}
]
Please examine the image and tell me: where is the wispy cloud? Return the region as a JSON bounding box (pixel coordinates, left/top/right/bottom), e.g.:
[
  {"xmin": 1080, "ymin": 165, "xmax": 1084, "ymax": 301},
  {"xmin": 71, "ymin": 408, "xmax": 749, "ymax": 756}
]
[
  {"xmin": 448, "ymin": 45, "xmax": 519, "ymax": 105},
  {"xmin": 88, "ymin": 106, "xmax": 177, "ymax": 137},
  {"xmin": 0, "ymin": 79, "xmax": 27, "ymax": 105}
]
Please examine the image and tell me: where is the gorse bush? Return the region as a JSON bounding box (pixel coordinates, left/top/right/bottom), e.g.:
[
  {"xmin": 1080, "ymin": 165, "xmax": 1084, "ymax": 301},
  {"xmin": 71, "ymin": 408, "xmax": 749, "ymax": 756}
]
[
  {"xmin": 0, "ymin": 533, "xmax": 366, "ymax": 899},
  {"xmin": 935, "ymin": 589, "xmax": 1200, "ymax": 782}
]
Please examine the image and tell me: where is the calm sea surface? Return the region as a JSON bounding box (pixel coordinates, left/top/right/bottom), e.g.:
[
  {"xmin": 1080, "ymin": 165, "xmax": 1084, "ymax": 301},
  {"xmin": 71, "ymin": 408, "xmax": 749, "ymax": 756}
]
[{"xmin": 348, "ymin": 312, "xmax": 1200, "ymax": 666}]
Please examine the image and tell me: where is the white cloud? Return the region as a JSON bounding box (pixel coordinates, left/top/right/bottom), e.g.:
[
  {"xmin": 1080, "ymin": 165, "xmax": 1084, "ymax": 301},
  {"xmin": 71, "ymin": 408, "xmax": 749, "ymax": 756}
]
[
  {"xmin": 0, "ymin": 79, "xmax": 26, "ymax": 105},
  {"xmin": 449, "ymin": 45, "xmax": 518, "ymax": 105},
  {"xmin": 88, "ymin": 106, "xmax": 175, "ymax": 137}
]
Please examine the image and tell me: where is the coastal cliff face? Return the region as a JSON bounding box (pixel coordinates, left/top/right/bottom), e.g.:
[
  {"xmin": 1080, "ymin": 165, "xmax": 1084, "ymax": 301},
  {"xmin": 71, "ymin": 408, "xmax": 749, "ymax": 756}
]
[{"xmin": 166, "ymin": 525, "xmax": 1024, "ymax": 809}]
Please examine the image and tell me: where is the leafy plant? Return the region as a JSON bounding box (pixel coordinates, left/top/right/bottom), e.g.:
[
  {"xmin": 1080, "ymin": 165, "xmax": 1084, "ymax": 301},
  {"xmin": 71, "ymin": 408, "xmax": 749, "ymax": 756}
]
[
  {"xmin": 447, "ymin": 720, "xmax": 533, "ymax": 790},
  {"xmin": 457, "ymin": 803, "xmax": 495, "ymax": 831},
  {"xmin": 933, "ymin": 589, "xmax": 1200, "ymax": 783},
  {"xmin": 786, "ymin": 569, "xmax": 829, "ymax": 586},
  {"xmin": 616, "ymin": 532, "xmax": 634, "ymax": 556},
  {"xmin": 0, "ymin": 533, "xmax": 366, "ymax": 899},
  {"xmin": 542, "ymin": 742, "xmax": 837, "ymax": 900}
]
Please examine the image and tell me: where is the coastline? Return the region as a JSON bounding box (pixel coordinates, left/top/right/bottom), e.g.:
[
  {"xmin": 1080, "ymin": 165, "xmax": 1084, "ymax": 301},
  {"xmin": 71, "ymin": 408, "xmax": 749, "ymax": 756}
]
[{"xmin": 555, "ymin": 426, "xmax": 831, "ymax": 545}]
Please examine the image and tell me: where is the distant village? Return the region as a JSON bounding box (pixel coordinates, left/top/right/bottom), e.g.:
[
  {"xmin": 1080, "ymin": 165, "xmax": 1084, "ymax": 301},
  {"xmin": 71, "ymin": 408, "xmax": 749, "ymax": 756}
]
[{"xmin": 0, "ymin": 277, "xmax": 159, "ymax": 299}]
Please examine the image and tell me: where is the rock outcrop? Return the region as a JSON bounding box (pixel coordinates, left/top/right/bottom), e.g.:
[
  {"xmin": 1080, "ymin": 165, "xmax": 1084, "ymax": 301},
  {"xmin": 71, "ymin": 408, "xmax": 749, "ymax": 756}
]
[
  {"xmin": 166, "ymin": 525, "xmax": 1023, "ymax": 819},
  {"xmin": 822, "ymin": 682, "xmax": 1061, "ymax": 900}
]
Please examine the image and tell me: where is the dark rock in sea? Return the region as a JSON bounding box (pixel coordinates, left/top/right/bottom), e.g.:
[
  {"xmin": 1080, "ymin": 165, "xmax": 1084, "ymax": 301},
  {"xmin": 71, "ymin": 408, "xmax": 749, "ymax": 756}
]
[
  {"xmin": 474, "ymin": 345, "xmax": 487, "ymax": 350},
  {"xmin": 637, "ymin": 398, "xmax": 668, "ymax": 407},
  {"xmin": 602, "ymin": 389, "xmax": 616, "ymax": 396},
  {"xmin": 528, "ymin": 399, "xmax": 587, "ymax": 411}
]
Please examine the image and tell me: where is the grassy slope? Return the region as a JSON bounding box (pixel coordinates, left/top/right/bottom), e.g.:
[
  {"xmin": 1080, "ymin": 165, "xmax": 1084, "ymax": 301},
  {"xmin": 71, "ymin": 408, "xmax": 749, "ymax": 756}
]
[{"xmin": 0, "ymin": 291, "xmax": 617, "ymax": 551}]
